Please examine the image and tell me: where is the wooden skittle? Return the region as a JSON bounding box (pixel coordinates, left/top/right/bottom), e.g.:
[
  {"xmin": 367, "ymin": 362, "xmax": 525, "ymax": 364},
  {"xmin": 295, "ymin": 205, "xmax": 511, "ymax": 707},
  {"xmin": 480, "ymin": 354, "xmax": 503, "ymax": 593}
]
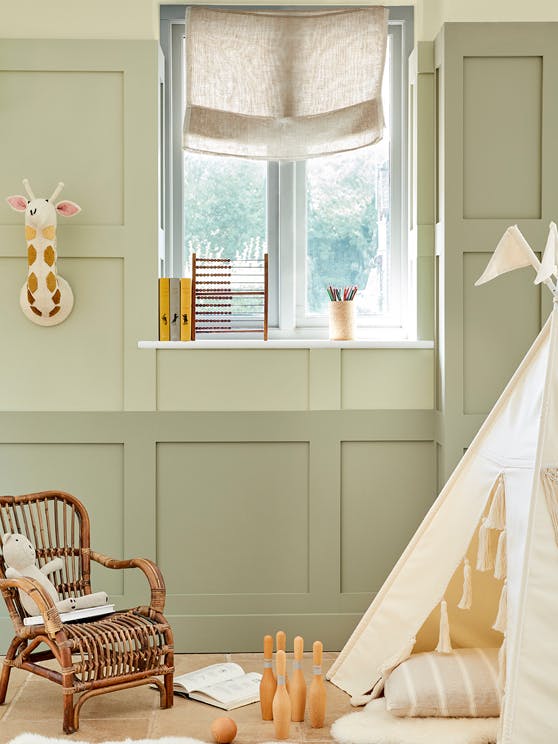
[
  {"xmin": 290, "ymin": 635, "xmax": 306, "ymax": 722},
  {"xmin": 260, "ymin": 634, "xmax": 276, "ymax": 721},
  {"xmin": 275, "ymin": 630, "xmax": 290, "ymax": 692},
  {"xmin": 272, "ymin": 650, "xmax": 291, "ymax": 740},
  {"xmin": 308, "ymin": 641, "xmax": 326, "ymax": 728}
]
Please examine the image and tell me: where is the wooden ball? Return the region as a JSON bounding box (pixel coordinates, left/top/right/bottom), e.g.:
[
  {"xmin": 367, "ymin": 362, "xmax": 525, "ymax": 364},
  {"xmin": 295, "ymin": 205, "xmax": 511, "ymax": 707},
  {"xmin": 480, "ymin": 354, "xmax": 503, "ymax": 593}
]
[{"xmin": 211, "ymin": 717, "xmax": 237, "ymax": 744}]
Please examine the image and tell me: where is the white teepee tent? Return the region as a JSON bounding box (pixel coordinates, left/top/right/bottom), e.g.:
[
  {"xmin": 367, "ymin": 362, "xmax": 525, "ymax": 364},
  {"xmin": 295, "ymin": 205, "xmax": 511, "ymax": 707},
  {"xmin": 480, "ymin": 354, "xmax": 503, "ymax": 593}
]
[{"xmin": 327, "ymin": 224, "xmax": 558, "ymax": 743}]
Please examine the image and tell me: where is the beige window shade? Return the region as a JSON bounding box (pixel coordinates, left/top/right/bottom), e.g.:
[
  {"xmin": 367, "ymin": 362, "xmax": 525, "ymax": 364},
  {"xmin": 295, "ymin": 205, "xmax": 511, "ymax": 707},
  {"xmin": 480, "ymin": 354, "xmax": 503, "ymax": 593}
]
[{"xmin": 183, "ymin": 7, "xmax": 388, "ymax": 160}]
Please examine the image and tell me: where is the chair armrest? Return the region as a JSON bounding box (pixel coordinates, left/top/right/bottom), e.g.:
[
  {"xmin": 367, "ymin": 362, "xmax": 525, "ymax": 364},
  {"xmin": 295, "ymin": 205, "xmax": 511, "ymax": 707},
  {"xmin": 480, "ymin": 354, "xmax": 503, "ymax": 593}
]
[
  {"xmin": 0, "ymin": 576, "xmax": 63, "ymax": 637},
  {"xmin": 89, "ymin": 551, "xmax": 166, "ymax": 614}
]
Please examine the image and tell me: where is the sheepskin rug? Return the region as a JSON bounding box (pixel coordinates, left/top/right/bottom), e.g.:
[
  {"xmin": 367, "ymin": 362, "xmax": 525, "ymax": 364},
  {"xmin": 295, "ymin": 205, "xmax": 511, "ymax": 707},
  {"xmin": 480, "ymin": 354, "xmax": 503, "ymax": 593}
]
[{"xmin": 331, "ymin": 699, "xmax": 499, "ymax": 744}]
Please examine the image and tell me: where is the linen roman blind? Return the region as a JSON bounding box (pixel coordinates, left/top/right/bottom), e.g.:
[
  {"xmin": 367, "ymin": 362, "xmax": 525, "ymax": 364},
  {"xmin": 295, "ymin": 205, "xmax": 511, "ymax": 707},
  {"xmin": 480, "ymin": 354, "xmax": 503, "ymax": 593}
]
[{"xmin": 183, "ymin": 7, "xmax": 388, "ymax": 160}]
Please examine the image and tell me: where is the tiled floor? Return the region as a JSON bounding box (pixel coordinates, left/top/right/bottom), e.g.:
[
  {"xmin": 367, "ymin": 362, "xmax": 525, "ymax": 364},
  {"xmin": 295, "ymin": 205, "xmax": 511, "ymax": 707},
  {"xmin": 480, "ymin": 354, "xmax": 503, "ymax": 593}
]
[{"xmin": 0, "ymin": 653, "xmax": 352, "ymax": 743}]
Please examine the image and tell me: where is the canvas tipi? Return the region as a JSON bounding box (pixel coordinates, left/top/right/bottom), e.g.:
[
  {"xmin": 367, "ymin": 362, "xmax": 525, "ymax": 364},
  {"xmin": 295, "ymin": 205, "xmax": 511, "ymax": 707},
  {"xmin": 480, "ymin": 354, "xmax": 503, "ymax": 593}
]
[{"xmin": 327, "ymin": 223, "xmax": 558, "ymax": 743}]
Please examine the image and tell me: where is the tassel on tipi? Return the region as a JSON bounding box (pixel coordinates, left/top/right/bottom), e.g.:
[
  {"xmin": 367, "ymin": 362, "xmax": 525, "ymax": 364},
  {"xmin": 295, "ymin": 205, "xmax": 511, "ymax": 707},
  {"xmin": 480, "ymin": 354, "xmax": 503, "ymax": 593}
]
[
  {"xmin": 493, "ymin": 581, "xmax": 508, "ymax": 634},
  {"xmin": 436, "ymin": 599, "xmax": 453, "ymax": 654},
  {"xmin": 457, "ymin": 558, "xmax": 472, "ymax": 610},
  {"xmin": 486, "ymin": 476, "xmax": 506, "ymax": 530},
  {"xmin": 494, "ymin": 529, "xmax": 507, "ymax": 581},
  {"xmin": 476, "ymin": 518, "xmax": 494, "ymax": 571}
]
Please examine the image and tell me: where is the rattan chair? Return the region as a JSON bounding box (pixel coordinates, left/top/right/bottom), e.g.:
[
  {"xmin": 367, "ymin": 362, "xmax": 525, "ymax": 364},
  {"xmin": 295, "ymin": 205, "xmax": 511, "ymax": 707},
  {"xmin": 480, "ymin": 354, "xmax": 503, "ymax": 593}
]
[{"xmin": 0, "ymin": 490, "xmax": 174, "ymax": 734}]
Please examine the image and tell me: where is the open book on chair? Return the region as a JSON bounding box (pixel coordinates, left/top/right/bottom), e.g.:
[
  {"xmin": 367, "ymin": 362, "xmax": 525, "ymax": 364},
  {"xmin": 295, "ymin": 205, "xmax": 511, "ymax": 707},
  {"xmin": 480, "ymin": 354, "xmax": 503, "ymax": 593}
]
[
  {"xmin": 23, "ymin": 604, "xmax": 115, "ymax": 627},
  {"xmin": 172, "ymin": 662, "xmax": 262, "ymax": 710}
]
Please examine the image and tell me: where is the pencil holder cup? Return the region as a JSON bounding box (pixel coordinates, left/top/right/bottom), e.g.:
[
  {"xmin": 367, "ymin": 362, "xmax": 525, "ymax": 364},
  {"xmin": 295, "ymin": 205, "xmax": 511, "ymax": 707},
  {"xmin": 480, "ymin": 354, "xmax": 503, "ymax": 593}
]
[{"xmin": 329, "ymin": 301, "xmax": 355, "ymax": 341}]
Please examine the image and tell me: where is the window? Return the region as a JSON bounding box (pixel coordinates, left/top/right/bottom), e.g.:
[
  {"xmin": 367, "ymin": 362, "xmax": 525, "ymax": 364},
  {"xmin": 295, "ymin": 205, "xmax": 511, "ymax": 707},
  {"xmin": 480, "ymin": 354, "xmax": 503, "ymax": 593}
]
[{"xmin": 160, "ymin": 7, "xmax": 413, "ymax": 339}]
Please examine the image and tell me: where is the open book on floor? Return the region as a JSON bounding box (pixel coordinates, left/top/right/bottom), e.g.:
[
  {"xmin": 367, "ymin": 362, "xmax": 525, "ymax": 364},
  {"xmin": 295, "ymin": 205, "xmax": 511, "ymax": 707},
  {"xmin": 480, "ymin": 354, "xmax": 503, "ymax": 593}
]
[{"xmin": 172, "ymin": 663, "xmax": 262, "ymax": 710}]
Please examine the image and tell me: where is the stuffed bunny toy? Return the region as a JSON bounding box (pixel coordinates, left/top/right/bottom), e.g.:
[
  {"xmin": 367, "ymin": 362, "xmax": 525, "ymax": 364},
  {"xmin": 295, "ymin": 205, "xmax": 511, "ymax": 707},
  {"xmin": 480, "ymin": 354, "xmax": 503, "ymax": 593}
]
[{"xmin": 2, "ymin": 532, "xmax": 108, "ymax": 617}]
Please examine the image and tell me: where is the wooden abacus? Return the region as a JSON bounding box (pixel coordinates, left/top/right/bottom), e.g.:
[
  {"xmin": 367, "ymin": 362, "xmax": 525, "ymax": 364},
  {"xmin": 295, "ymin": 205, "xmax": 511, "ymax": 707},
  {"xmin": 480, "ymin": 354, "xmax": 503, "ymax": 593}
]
[{"xmin": 191, "ymin": 253, "xmax": 268, "ymax": 340}]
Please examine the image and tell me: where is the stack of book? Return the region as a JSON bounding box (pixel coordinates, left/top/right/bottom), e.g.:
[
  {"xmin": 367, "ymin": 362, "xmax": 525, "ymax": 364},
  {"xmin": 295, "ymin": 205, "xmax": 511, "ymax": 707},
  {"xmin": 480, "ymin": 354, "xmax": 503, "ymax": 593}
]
[{"xmin": 159, "ymin": 278, "xmax": 192, "ymax": 341}]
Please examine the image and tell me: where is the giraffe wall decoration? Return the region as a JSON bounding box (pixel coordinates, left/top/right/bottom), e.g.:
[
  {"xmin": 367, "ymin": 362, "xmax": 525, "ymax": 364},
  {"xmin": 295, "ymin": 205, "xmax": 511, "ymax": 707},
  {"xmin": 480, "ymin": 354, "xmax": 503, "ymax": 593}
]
[{"xmin": 6, "ymin": 179, "xmax": 81, "ymax": 326}]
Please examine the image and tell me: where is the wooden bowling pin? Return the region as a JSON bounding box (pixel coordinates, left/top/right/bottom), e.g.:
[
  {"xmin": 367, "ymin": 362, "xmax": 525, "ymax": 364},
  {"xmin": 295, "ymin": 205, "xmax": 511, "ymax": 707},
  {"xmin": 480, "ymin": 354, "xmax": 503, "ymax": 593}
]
[
  {"xmin": 272, "ymin": 650, "xmax": 291, "ymax": 740},
  {"xmin": 308, "ymin": 641, "xmax": 326, "ymax": 728},
  {"xmin": 260, "ymin": 634, "xmax": 276, "ymax": 721},
  {"xmin": 275, "ymin": 630, "xmax": 290, "ymax": 692},
  {"xmin": 290, "ymin": 635, "xmax": 306, "ymax": 722}
]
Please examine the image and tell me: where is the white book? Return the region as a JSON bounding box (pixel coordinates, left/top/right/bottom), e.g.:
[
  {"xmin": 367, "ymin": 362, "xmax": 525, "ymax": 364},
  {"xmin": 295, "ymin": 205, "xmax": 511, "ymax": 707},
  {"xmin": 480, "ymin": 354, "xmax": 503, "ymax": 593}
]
[
  {"xmin": 23, "ymin": 603, "xmax": 115, "ymax": 627},
  {"xmin": 172, "ymin": 663, "xmax": 262, "ymax": 710}
]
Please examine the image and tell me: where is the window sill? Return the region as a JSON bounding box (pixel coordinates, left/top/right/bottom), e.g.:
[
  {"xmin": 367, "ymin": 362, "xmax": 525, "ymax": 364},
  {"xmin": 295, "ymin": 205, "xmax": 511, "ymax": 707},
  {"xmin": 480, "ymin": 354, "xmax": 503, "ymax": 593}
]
[{"xmin": 138, "ymin": 339, "xmax": 434, "ymax": 350}]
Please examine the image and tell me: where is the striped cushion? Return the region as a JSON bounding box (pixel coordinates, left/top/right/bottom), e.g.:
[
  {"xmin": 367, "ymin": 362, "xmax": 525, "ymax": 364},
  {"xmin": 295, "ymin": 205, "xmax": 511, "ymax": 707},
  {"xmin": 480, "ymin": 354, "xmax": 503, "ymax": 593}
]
[{"xmin": 384, "ymin": 648, "xmax": 500, "ymax": 718}]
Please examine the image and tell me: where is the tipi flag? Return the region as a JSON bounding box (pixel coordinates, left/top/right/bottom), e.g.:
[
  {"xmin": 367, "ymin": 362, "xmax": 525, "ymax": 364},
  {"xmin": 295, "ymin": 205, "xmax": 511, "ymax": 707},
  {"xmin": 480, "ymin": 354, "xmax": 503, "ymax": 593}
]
[{"xmin": 475, "ymin": 225, "xmax": 542, "ymax": 286}]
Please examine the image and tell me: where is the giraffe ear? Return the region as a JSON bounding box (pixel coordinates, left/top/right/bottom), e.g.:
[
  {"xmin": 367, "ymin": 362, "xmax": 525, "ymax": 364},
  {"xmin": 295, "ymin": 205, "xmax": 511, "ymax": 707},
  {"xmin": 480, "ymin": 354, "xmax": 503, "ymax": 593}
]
[
  {"xmin": 56, "ymin": 200, "xmax": 81, "ymax": 217},
  {"xmin": 6, "ymin": 195, "xmax": 27, "ymax": 212}
]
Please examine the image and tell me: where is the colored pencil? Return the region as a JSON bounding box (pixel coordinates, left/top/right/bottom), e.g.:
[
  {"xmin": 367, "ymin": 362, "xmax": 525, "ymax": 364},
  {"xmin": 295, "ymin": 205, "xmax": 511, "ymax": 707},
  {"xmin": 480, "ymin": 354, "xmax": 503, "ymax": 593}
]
[{"xmin": 325, "ymin": 286, "xmax": 358, "ymax": 302}]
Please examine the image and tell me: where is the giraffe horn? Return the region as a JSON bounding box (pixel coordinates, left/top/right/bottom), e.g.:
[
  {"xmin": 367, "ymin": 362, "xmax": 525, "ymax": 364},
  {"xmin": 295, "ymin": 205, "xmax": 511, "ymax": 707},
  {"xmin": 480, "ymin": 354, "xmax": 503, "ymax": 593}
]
[
  {"xmin": 49, "ymin": 182, "xmax": 64, "ymax": 202},
  {"xmin": 22, "ymin": 179, "xmax": 35, "ymax": 200}
]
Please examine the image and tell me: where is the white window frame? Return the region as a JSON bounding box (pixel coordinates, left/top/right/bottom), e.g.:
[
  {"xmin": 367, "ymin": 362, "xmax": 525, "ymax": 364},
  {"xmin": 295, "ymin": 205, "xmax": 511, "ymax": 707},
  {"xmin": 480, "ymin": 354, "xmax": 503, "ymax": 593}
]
[{"xmin": 160, "ymin": 5, "xmax": 413, "ymax": 340}]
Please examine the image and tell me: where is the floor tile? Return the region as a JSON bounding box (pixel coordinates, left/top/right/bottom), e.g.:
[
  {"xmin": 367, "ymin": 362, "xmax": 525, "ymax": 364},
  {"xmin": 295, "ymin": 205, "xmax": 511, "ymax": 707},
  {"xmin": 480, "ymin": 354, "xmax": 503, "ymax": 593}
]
[{"xmin": 174, "ymin": 654, "xmax": 228, "ymax": 676}]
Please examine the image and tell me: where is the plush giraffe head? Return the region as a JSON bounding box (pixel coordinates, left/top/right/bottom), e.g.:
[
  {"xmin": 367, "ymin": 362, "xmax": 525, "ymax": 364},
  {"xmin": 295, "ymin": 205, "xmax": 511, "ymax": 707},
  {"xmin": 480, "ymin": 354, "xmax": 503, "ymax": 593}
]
[
  {"xmin": 5, "ymin": 180, "xmax": 81, "ymax": 326},
  {"xmin": 6, "ymin": 179, "xmax": 80, "ymax": 228}
]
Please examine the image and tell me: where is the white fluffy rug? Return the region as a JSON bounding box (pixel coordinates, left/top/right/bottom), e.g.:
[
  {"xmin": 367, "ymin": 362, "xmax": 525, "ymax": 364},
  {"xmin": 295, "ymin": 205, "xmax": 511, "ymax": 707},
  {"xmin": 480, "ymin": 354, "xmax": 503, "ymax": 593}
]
[{"xmin": 331, "ymin": 699, "xmax": 499, "ymax": 744}]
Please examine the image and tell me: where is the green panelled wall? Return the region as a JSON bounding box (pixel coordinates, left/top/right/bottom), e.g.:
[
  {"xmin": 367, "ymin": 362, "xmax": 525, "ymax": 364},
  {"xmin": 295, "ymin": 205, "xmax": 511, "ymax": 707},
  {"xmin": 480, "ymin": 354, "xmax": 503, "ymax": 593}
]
[
  {"xmin": 434, "ymin": 23, "xmax": 557, "ymax": 484},
  {"xmin": 0, "ymin": 38, "xmax": 435, "ymax": 651},
  {"xmin": 2, "ymin": 22, "xmax": 551, "ymax": 652},
  {"xmin": 0, "ymin": 409, "xmax": 435, "ymax": 651}
]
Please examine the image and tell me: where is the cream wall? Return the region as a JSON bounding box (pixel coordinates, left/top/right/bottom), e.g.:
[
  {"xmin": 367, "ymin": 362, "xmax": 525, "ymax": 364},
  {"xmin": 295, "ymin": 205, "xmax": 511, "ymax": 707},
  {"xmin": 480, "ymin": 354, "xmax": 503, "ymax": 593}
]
[
  {"xmin": 419, "ymin": 0, "xmax": 558, "ymax": 40},
  {"xmin": 4, "ymin": 1, "xmax": 558, "ymax": 43},
  {"xmin": 0, "ymin": 0, "xmax": 414, "ymax": 40},
  {"xmin": 0, "ymin": 0, "xmax": 159, "ymax": 39}
]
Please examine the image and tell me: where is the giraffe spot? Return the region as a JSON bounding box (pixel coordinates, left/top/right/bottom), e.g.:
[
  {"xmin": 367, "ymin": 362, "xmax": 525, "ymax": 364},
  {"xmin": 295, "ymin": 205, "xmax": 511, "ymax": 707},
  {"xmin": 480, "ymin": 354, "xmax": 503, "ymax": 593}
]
[
  {"xmin": 46, "ymin": 272, "xmax": 57, "ymax": 292},
  {"xmin": 25, "ymin": 226, "xmax": 37, "ymax": 240},
  {"xmin": 27, "ymin": 245, "xmax": 37, "ymax": 266},
  {"xmin": 49, "ymin": 306, "xmax": 61, "ymax": 318},
  {"xmin": 44, "ymin": 245, "xmax": 55, "ymax": 266},
  {"xmin": 28, "ymin": 273, "xmax": 38, "ymax": 293},
  {"xmin": 42, "ymin": 225, "xmax": 55, "ymax": 240},
  {"xmin": 52, "ymin": 289, "xmax": 61, "ymax": 304},
  {"xmin": 30, "ymin": 306, "xmax": 42, "ymax": 317},
  {"xmin": 27, "ymin": 289, "xmax": 35, "ymax": 305}
]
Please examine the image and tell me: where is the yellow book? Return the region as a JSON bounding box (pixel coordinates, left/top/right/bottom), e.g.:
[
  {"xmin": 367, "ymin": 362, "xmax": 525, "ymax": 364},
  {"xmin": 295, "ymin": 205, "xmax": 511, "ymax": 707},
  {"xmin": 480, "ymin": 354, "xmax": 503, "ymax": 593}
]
[
  {"xmin": 159, "ymin": 278, "xmax": 170, "ymax": 341},
  {"xmin": 180, "ymin": 278, "xmax": 192, "ymax": 341}
]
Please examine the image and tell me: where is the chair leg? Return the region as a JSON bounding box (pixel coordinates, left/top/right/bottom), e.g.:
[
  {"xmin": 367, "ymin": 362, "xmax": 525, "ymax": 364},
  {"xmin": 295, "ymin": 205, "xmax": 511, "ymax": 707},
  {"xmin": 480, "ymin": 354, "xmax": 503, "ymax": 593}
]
[
  {"xmin": 162, "ymin": 671, "xmax": 174, "ymax": 709},
  {"xmin": 63, "ymin": 692, "xmax": 77, "ymax": 735},
  {"xmin": 59, "ymin": 639, "xmax": 77, "ymax": 734},
  {"xmin": 162, "ymin": 629, "xmax": 174, "ymax": 710},
  {"xmin": 0, "ymin": 638, "xmax": 23, "ymax": 705}
]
